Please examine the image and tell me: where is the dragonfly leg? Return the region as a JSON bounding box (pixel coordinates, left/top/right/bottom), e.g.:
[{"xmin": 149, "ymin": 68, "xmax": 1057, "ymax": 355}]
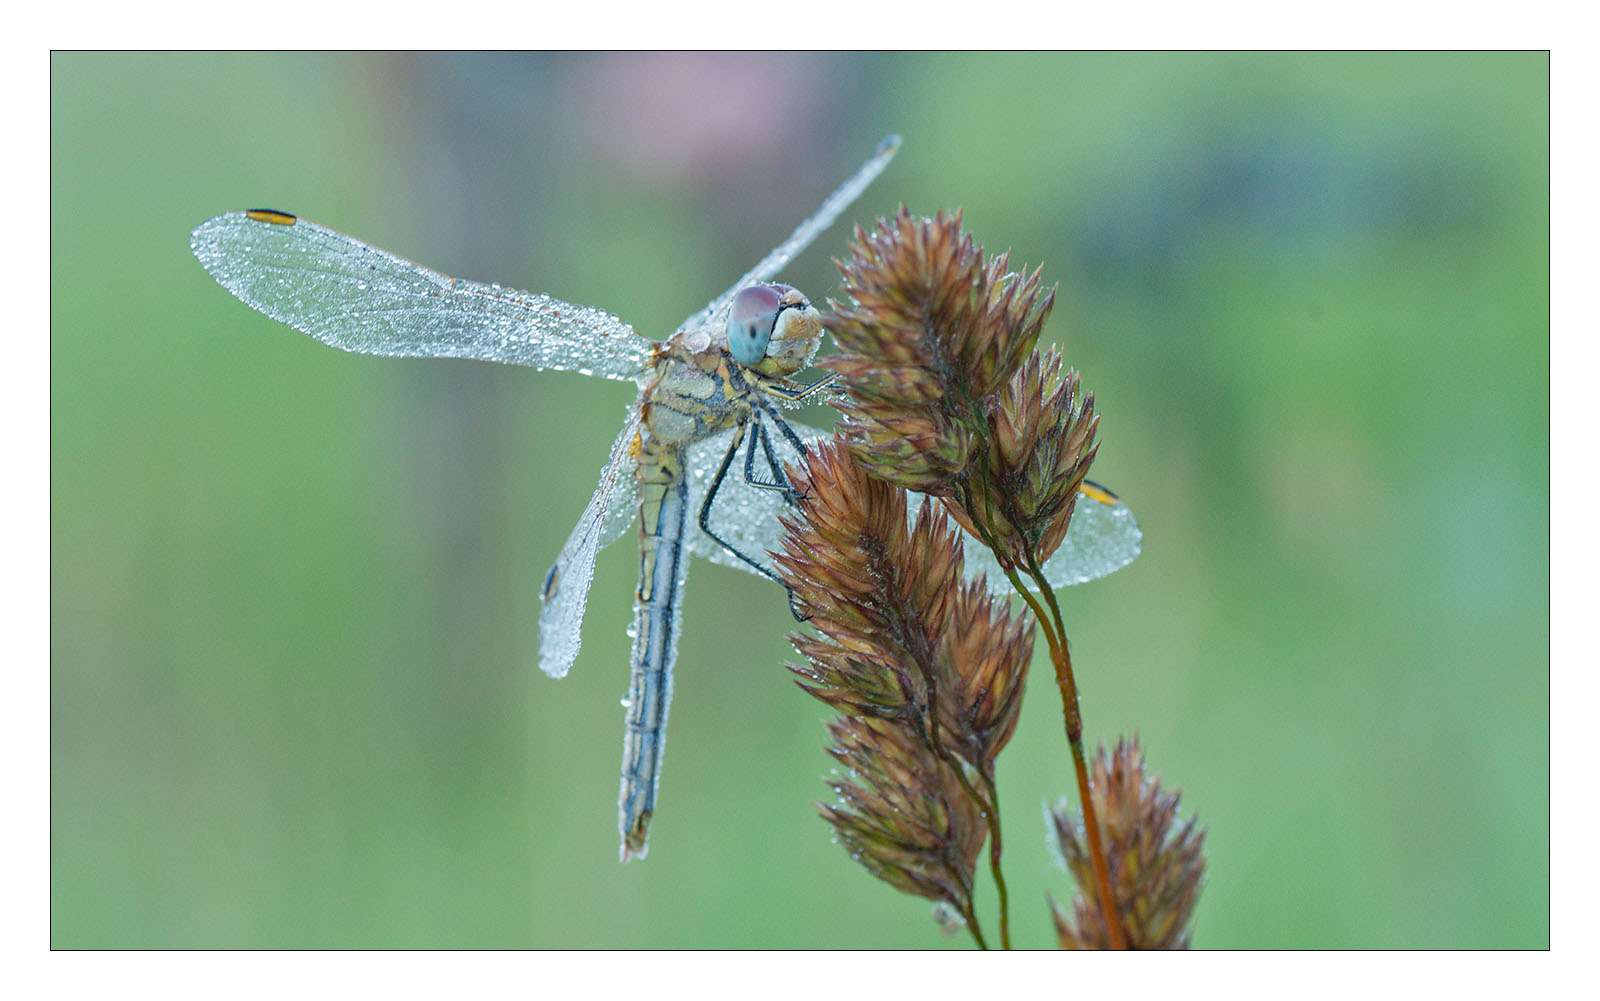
[
  {"xmin": 741, "ymin": 419, "xmax": 787, "ymax": 493},
  {"xmin": 762, "ymin": 408, "xmax": 817, "ymax": 504},
  {"xmin": 735, "ymin": 405, "xmax": 809, "ymax": 506},
  {"xmin": 697, "ymin": 419, "xmax": 814, "ymax": 627},
  {"xmin": 746, "ymin": 417, "xmax": 814, "ymax": 622},
  {"xmin": 765, "ymin": 405, "xmax": 811, "ymax": 456},
  {"xmin": 698, "ymin": 423, "xmax": 785, "ymax": 586},
  {"xmin": 740, "ymin": 417, "xmax": 807, "ymax": 507},
  {"xmin": 762, "ymin": 370, "xmax": 838, "ymax": 405},
  {"xmin": 698, "ymin": 412, "xmax": 821, "ymax": 624},
  {"xmin": 785, "ymin": 586, "xmax": 812, "ymax": 623},
  {"xmin": 756, "ymin": 419, "xmax": 804, "ymax": 503}
]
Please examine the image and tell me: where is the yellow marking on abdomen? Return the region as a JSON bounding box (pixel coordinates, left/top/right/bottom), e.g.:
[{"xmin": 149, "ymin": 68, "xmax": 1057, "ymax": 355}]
[{"xmin": 244, "ymin": 209, "xmax": 298, "ymax": 226}]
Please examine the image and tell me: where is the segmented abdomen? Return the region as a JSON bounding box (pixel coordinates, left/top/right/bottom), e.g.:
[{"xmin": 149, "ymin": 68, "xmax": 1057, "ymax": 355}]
[{"xmin": 618, "ymin": 446, "xmax": 690, "ymax": 861}]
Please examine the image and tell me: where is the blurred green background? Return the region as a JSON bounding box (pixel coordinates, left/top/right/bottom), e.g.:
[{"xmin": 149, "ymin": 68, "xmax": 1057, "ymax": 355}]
[{"xmin": 51, "ymin": 52, "xmax": 1547, "ymax": 948}]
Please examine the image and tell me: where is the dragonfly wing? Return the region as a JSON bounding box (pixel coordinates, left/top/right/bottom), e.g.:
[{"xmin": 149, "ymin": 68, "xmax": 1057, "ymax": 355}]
[
  {"xmin": 685, "ymin": 419, "xmax": 1141, "ymax": 590},
  {"xmin": 539, "ymin": 409, "xmax": 643, "ymax": 679},
  {"xmin": 938, "ymin": 488, "xmax": 1143, "ymax": 591},
  {"xmin": 191, "ymin": 211, "xmax": 656, "ymax": 382},
  {"xmin": 676, "ymin": 136, "xmax": 901, "ymax": 336}
]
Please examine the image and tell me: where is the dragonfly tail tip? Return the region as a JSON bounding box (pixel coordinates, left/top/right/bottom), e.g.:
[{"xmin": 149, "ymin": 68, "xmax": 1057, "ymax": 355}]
[{"xmin": 620, "ymin": 815, "xmax": 653, "ymax": 863}]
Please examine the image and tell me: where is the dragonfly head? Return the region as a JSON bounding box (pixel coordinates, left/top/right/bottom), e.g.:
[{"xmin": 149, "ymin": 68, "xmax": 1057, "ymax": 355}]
[{"xmin": 725, "ymin": 283, "xmax": 822, "ymax": 376}]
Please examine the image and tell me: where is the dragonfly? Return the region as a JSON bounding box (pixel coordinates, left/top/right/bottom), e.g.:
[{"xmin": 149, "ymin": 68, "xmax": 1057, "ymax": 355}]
[{"xmin": 189, "ymin": 135, "xmax": 1142, "ymax": 862}]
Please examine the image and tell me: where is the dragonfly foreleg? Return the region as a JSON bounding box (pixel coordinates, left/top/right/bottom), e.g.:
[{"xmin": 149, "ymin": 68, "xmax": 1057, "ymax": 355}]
[
  {"xmin": 698, "ymin": 424, "xmax": 782, "ymax": 583},
  {"xmin": 697, "ymin": 421, "xmax": 810, "ymax": 623},
  {"xmin": 764, "ymin": 406, "xmax": 811, "ymax": 459},
  {"xmin": 740, "ymin": 416, "xmax": 809, "ymax": 510},
  {"xmin": 740, "ymin": 419, "xmax": 789, "ymax": 494},
  {"xmin": 759, "ymin": 406, "xmax": 819, "ymax": 507},
  {"xmin": 732, "ymin": 402, "xmax": 810, "ymax": 505},
  {"xmin": 762, "ymin": 370, "xmax": 838, "ymax": 405}
]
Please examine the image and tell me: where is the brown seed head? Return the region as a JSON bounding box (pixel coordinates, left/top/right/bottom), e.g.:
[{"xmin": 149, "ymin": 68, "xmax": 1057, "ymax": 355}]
[
  {"xmin": 944, "ymin": 347, "xmax": 1100, "ymax": 570},
  {"xmin": 1047, "ymin": 737, "xmax": 1207, "ymax": 949},
  {"xmin": 819, "ymin": 715, "xmax": 988, "ymax": 905},
  {"xmin": 776, "ymin": 440, "xmax": 1036, "ymax": 914},
  {"xmin": 932, "ymin": 578, "xmax": 1034, "ymax": 769},
  {"xmin": 822, "ymin": 208, "xmax": 1055, "ymax": 495}
]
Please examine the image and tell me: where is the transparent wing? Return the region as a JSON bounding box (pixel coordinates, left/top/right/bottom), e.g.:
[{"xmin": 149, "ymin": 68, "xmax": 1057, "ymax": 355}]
[
  {"xmin": 683, "ymin": 419, "xmax": 1142, "ymax": 591},
  {"xmin": 676, "ymin": 135, "xmax": 901, "ymax": 336},
  {"xmin": 191, "ymin": 211, "xmax": 656, "ymax": 381},
  {"xmin": 539, "ymin": 409, "xmax": 643, "ymax": 679},
  {"xmin": 946, "ymin": 488, "xmax": 1143, "ymax": 590},
  {"xmin": 597, "ymin": 473, "xmax": 643, "ymax": 550}
]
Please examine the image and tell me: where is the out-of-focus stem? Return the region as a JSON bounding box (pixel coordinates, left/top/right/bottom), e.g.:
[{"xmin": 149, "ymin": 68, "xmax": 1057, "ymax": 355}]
[
  {"xmin": 958, "ymin": 477, "xmax": 1120, "ymax": 949},
  {"xmin": 937, "ymin": 743, "xmax": 1010, "ymax": 949},
  {"xmin": 1068, "ymin": 732, "xmax": 1124, "ymax": 949},
  {"xmin": 961, "ymin": 901, "xmax": 989, "ymax": 950},
  {"xmin": 1019, "ymin": 546, "xmax": 1127, "ymax": 951},
  {"xmin": 977, "ymin": 771, "xmax": 1011, "ymax": 950}
]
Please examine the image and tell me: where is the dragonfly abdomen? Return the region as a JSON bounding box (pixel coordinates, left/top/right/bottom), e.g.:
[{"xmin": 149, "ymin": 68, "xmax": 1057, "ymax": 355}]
[{"xmin": 619, "ymin": 446, "xmax": 691, "ymax": 861}]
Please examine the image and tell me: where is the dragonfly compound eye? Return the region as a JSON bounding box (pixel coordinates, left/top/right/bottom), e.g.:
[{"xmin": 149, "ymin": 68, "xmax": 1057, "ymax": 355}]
[{"xmin": 727, "ymin": 285, "xmax": 783, "ymax": 366}]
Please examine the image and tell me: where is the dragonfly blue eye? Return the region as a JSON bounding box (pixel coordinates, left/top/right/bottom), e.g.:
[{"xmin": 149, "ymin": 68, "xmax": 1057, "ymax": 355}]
[{"xmin": 727, "ymin": 285, "xmax": 783, "ymax": 366}]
